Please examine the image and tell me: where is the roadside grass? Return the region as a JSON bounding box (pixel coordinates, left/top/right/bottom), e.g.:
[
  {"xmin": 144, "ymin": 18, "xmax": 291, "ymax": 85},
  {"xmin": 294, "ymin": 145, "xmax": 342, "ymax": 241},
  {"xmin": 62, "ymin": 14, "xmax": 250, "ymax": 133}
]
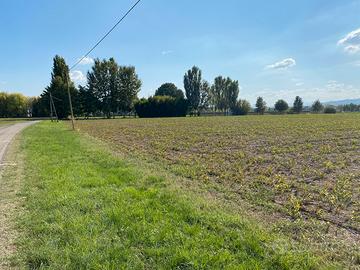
[
  {"xmin": 0, "ymin": 134, "xmax": 24, "ymax": 269},
  {"xmin": 15, "ymin": 121, "xmax": 326, "ymax": 269},
  {"xmin": 0, "ymin": 119, "xmax": 25, "ymax": 126}
]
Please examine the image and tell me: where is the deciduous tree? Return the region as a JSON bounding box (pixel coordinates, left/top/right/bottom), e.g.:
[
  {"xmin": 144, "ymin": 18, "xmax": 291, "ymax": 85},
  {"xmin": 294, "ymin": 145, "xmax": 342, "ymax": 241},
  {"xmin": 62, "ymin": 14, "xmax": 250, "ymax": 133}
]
[
  {"xmin": 275, "ymin": 99, "xmax": 289, "ymax": 113},
  {"xmin": 311, "ymin": 100, "xmax": 324, "ymax": 113},
  {"xmin": 293, "ymin": 96, "xmax": 303, "ymax": 113},
  {"xmin": 255, "ymin": 97, "xmax": 266, "ymax": 115},
  {"xmin": 155, "ymin": 83, "xmax": 184, "ymax": 99},
  {"xmin": 184, "ymin": 66, "xmax": 202, "ymax": 113}
]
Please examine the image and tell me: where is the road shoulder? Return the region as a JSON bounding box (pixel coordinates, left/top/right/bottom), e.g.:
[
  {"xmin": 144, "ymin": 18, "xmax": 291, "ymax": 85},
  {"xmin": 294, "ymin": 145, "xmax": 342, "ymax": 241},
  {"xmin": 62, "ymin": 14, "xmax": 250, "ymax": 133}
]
[{"xmin": 0, "ymin": 134, "xmax": 25, "ymax": 269}]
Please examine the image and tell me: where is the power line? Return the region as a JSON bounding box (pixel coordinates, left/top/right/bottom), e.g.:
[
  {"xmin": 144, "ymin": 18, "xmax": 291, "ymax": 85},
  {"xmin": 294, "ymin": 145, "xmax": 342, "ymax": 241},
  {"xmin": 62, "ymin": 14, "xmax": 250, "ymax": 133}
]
[
  {"xmin": 69, "ymin": 0, "xmax": 142, "ymax": 71},
  {"xmin": 66, "ymin": 0, "xmax": 142, "ymax": 130}
]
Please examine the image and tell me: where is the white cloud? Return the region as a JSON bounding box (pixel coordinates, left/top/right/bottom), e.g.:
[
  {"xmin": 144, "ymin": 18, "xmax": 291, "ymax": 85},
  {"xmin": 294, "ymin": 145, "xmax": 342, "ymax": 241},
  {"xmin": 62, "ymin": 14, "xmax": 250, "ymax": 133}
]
[
  {"xmin": 78, "ymin": 56, "xmax": 94, "ymax": 65},
  {"xmin": 344, "ymin": 45, "xmax": 360, "ymax": 54},
  {"xmin": 266, "ymin": 58, "xmax": 296, "ymax": 70},
  {"xmin": 338, "ymin": 28, "xmax": 360, "ymax": 54},
  {"xmin": 70, "ymin": 70, "xmax": 86, "ymax": 84},
  {"xmin": 161, "ymin": 50, "xmax": 173, "ymax": 55}
]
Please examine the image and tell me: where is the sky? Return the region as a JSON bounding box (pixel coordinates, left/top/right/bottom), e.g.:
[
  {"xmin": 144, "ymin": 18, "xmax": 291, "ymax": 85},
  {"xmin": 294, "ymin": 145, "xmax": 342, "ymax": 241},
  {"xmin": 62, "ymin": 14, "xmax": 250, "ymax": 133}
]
[{"xmin": 1, "ymin": 0, "xmax": 360, "ymax": 105}]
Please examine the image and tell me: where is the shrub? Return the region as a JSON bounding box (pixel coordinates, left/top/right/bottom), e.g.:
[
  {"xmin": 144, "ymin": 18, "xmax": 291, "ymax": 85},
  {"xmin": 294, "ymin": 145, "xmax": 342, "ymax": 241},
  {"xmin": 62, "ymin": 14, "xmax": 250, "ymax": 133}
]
[
  {"xmin": 231, "ymin": 99, "xmax": 252, "ymax": 115},
  {"xmin": 324, "ymin": 107, "xmax": 337, "ymax": 114},
  {"xmin": 135, "ymin": 96, "xmax": 188, "ymax": 118}
]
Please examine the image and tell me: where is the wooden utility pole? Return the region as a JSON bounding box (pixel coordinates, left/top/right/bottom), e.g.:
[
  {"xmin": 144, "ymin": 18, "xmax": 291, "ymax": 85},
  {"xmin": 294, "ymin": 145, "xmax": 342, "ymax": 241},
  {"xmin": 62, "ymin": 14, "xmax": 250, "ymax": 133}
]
[
  {"xmin": 49, "ymin": 93, "xmax": 54, "ymax": 122},
  {"xmin": 50, "ymin": 93, "xmax": 59, "ymax": 121},
  {"xmin": 66, "ymin": 77, "xmax": 75, "ymax": 130}
]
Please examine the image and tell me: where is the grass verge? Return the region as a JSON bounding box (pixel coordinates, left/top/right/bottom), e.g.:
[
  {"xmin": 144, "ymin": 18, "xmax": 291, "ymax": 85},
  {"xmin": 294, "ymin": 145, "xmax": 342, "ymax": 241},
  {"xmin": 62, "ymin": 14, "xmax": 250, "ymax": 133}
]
[
  {"xmin": 0, "ymin": 135, "xmax": 24, "ymax": 269},
  {"xmin": 16, "ymin": 121, "xmax": 330, "ymax": 269}
]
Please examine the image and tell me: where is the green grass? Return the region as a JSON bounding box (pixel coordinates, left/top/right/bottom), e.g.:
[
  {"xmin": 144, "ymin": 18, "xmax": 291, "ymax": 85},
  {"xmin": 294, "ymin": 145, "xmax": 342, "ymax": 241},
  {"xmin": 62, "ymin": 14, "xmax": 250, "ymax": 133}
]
[
  {"xmin": 77, "ymin": 114, "xmax": 360, "ymax": 267},
  {"xmin": 15, "ymin": 121, "xmax": 326, "ymax": 269},
  {"xmin": 0, "ymin": 118, "xmax": 26, "ymax": 126}
]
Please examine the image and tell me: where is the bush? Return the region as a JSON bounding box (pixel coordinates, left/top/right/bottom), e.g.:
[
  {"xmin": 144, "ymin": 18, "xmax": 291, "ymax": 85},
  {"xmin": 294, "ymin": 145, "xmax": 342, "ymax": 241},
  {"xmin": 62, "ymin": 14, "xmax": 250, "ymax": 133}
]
[
  {"xmin": 135, "ymin": 96, "xmax": 188, "ymax": 118},
  {"xmin": 231, "ymin": 100, "xmax": 251, "ymax": 115},
  {"xmin": 324, "ymin": 107, "xmax": 337, "ymax": 114}
]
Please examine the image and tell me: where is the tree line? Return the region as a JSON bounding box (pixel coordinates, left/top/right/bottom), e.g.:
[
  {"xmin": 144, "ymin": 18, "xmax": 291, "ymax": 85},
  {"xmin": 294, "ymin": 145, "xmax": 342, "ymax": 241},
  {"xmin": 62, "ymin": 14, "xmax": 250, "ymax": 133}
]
[
  {"xmin": 137, "ymin": 66, "xmax": 247, "ymax": 117},
  {"xmin": 0, "ymin": 56, "xmax": 355, "ymax": 119},
  {"xmin": 32, "ymin": 55, "xmax": 141, "ymax": 119},
  {"xmin": 135, "ymin": 65, "xmax": 338, "ymax": 117},
  {"xmin": 0, "ymin": 92, "xmax": 34, "ymax": 118}
]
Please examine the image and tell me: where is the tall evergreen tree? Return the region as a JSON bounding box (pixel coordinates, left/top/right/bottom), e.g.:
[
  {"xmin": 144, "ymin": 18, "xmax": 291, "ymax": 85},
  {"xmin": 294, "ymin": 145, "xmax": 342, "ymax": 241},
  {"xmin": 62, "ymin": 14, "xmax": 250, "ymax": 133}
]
[
  {"xmin": 77, "ymin": 85, "xmax": 99, "ymax": 117},
  {"xmin": 41, "ymin": 55, "xmax": 77, "ymax": 119},
  {"xmin": 184, "ymin": 66, "xmax": 202, "ymax": 113}
]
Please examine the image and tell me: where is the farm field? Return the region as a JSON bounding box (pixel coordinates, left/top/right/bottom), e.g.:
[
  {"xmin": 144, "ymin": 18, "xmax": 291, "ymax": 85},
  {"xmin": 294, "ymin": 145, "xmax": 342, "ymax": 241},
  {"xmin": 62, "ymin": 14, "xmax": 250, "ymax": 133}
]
[
  {"xmin": 12, "ymin": 122, "xmax": 323, "ymax": 269},
  {"xmin": 77, "ymin": 114, "xmax": 360, "ymax": 268}
]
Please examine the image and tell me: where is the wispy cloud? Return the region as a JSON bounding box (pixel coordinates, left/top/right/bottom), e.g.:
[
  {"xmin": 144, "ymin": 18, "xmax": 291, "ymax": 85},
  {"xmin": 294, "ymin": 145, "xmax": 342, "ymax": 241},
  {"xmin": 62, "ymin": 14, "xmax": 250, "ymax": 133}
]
[
  {"xmin": 78, "ymin": 56, "xmax": 94, "ymax": 65},
  {"xmin": 70, "ymin": 70, "xmax": 86, "ymax": 84},
  {"xmin": 161, "ymin": 50, "xmax": 173, "ymax": 56},
  {"xmin": 292, "ymin": 78, "xmax": 304, "ymax": 87},
  {"xmin": 344, "ymin": 45, "xmax": 360, "ymax": 54},
  {"xmin": 266, "ymin": 58, "xmax": 296, "ymax": 70},
  {"xmin": 338, "ymin": 28, "xmax": 360, "ymax": 54}
]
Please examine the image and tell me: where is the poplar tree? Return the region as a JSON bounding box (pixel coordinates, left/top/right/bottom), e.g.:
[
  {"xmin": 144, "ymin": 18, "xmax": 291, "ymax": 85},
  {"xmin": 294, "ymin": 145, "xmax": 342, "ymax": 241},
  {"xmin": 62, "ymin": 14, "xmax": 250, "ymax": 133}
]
[{"xmin": 184, "ymin": 66, "xmax": 202, "ymax": 113}]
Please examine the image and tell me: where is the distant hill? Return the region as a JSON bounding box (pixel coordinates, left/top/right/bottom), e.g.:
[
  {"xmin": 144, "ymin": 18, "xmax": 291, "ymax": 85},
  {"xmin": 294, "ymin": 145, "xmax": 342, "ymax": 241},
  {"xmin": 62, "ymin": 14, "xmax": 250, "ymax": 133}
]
[{"xmin": 324, "ymin": 99, "xmax": 360, "ymax": 106}]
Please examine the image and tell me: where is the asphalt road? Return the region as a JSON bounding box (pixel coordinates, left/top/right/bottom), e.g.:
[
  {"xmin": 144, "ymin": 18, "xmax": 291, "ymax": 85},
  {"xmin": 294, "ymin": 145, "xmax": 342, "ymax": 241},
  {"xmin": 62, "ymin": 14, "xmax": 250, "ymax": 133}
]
[{"xmin": 0, "ymin": 121, "xmax": 39, "ymax": 164}]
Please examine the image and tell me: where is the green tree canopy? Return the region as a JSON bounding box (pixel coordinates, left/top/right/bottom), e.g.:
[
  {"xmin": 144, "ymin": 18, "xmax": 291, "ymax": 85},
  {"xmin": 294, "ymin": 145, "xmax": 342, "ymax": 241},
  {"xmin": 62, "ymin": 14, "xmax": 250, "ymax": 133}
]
[
  {"xmin": 274, "ymin": 99, "xmax": 289, "ymax": 113},
  {"xmin": 293, "ymin": 96, "xmax": 303, "ymax": 113},
  {"xmin": 255, "ymin": 97, "xmax": 266, "ymax": 115},
  {"xmin": 184, "ymin": 66, "xmax": 202, "ymax": 112},
  {"xmin": 0, "ymin": 92, "xmax": 29, "ymax": 117},
  {"xmin": 87, "ymin": 58, "xmax": 141, "ymax": 118},
  {"xmin": 211, "ymin": 76, "xmax": 239, "ymax": 113},
  {"xmin": 155, "ymin": 83, "xmax": 184, "ymax": 99},
  {"xmin": 232, "ymin": 99, "xmax": 251, "ymax": 115},
  {"xmin": 39, "ymin": 55, "xmax": 77, "ymax": 119},
  {"xmin": 199, "ymin": 80, "xmax": 211, "ymax": 112},
  {"xmin": 311, "ymin": 100, "xmax": 324, "ymax": 113}
]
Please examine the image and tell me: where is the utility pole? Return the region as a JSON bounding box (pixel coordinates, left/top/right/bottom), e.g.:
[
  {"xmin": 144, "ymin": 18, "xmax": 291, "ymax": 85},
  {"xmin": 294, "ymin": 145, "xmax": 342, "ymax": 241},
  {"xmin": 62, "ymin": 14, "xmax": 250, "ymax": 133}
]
[
  {"xmin": 49, "ymin": 93, "xmax": 54, "ymax": 122},
  {"xmin": 66, "ymin": 77, "xmax": 75, "ymax": 130},
  {"xmin": 50, "ymin": 92, "xmax": 59, "ymax": 121}
]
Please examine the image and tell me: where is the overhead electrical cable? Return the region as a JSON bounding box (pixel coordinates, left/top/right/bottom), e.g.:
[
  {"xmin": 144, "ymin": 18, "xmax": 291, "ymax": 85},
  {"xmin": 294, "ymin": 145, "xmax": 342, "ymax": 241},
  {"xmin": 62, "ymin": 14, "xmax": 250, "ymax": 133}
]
[{"xmin": 69, "ymin": 0, "xmax": 142, "ymax": 71}]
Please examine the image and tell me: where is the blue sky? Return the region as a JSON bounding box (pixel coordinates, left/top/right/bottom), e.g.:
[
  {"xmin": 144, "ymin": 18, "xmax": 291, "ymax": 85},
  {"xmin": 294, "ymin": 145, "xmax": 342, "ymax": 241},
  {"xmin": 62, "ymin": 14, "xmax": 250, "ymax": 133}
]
[{"xmin": 1, "ymin": 0, "xmax": 360, "ymax": 105}]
